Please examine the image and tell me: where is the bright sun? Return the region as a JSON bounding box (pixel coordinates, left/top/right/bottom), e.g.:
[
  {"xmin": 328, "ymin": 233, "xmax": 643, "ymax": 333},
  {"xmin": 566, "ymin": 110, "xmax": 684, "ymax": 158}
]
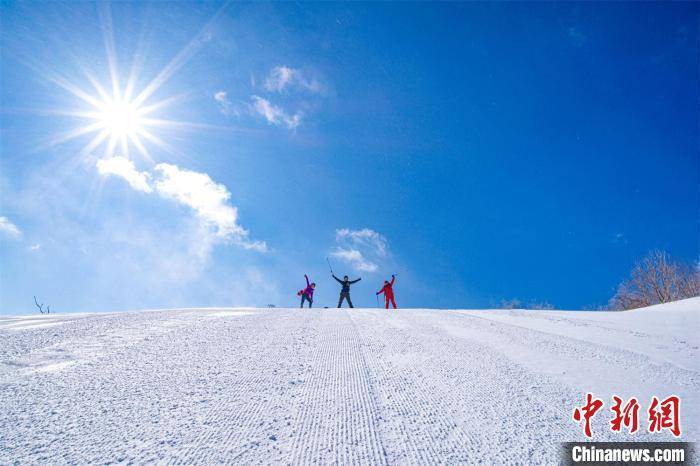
[
  {"xmin": 48, "ymin": 77, "xmax": 178, "ymax": 163},
  {"xmin": 40, "ymin": 2, "xmax": 218, "ymax": 162},
  {"xmin": 97, "ymin": 98, "xmax": 144, "ymax": 139}
]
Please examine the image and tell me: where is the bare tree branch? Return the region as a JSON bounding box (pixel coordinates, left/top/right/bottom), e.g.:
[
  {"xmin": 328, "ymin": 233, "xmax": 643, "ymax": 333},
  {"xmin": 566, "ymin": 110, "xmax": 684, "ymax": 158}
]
[{"xmin": 33, "ymin": 295, "xmax": 44, "ymax": 314}]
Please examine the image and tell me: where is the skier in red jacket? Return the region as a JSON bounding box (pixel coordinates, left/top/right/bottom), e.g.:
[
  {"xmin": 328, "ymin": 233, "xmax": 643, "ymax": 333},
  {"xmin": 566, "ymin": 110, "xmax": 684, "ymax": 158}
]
[{"xmin": 376, "ymin": 275, "xmax": 397, "ymax": 309}]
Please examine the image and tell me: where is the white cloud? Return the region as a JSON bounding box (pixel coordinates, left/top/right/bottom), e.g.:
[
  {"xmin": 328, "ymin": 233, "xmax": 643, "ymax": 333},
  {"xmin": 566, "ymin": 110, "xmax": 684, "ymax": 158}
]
[
  {"xmin": 336, "ymin": 228, "xmax": 388, "ymax": 257},
  {"xmin": 251, "ymin": 95, "xmax": 302, "ymax": 129},
  {"xmin": 330, "ymin": 247, "xmax": 378, "ymax": 272},
  {"xmin": 265, "ymin": 66, "xmax": 295, "ymax": 92},
  {"xmin": 154, "ymin": 163, "xmax": 267, "ymax": 251},
  {"xmin": 0, "ymin": 216, "xmax": 22, "ymax": 238},
  {"xmin": 264, "ymin": 66, "xmax": 322, "ymax": 94},
  {"xmin": 214, "ymin": 90, "xmax": 234, "ymax": 116},
  {"xmin": 330, "ymin": 228, "xmax": 389, "ymax": 273},
  {"xmin": 96, "ymin": 156, "xmax": 267, "ymax": 253},
  {"xmin": 96, "ymin": 156, "xmax": 153, "ymax": 193},
  {"xmin": 29, "ymin": 243, "xmax": 41, "ymax": 251}
]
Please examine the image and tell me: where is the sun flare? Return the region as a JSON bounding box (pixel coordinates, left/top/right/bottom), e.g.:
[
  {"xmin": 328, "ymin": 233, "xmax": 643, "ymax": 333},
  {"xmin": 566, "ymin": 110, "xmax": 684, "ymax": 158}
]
[
  {"xmin": 96, "ymin": 98, "xmax": 144, "ymax": 139},
  {"xmin": 34, "ymin": 2, "xmax": 226, "ymax": 163}
]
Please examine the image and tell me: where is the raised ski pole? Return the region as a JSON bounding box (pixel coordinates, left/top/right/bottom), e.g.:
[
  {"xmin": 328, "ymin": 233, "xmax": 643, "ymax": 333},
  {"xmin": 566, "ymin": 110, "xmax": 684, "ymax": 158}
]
[{"xmin": 326, "ymin": 257, "xmax": 334, "ymax": 274}]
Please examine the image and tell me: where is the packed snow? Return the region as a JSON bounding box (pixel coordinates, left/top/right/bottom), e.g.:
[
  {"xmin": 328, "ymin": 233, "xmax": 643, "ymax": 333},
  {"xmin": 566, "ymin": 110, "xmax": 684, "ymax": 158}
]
[{"xmin": 1, "ymin": 298, "xmax": 697, "ymax": 464}]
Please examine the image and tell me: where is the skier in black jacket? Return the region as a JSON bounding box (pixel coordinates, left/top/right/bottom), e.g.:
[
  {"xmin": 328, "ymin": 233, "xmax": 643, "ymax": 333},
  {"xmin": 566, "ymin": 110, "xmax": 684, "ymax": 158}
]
[{"xmin": 332, "ymin": 274, "xmax": 361, "ymax": 308}]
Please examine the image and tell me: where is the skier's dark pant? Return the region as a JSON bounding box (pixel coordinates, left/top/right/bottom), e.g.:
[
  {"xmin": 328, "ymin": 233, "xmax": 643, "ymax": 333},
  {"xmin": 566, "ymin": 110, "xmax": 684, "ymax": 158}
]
[
  {"xmin": 301, "ymin": 294, "xmax": 312, "ymax": 308},
  {"xmin": 338, "ymin": 291, "xmax": 354, "ymax": 308}
]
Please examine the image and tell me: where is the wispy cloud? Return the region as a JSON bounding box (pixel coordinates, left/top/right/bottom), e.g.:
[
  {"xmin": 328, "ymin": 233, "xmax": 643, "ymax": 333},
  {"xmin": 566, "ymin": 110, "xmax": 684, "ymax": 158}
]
[
  {"xmin": 264, "ymin": 66, "xmax": 322, "ymax": 94},
  {"xmin": 97, "ymin": 156, "xmax": 153, "ymax": 193},
  {"xmin": 250, "ymin": 95, "xmax": 302, "ymax": 129},
  {"xmin": 613, "ymin": 232, "xmax": 628, "ymax": 245},
  {"xmin": 214, "ymin": 90, "xmax": 234, "ymax": 116},
  {"xmin": 96, "ymin": 156, "xmax": 267, "ymax": 252},
  {"xmin": 336, "ymin": 228, "xmax": 388, "ymax": 257},
  {"xmin": 331, "ymin": 247, "xmax": 377, "ymax": 272},
  {"xmin": 29, "ymin": 243, "xmax": 41, "ymax": 251},
  {"xmin": 330, "ymin": 228, "xmax": 389, "ymax": 273},
  {"xmin": 154, "ymin": 163, "xmax": 267, "ymax": 251},
  {"xmin": 0, "ymin": 216, "xmax": 22, "ymax": 238}
]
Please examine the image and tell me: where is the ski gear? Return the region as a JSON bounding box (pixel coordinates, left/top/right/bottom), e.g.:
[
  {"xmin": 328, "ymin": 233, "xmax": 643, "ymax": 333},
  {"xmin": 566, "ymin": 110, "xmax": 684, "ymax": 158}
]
[
  {"xmin": 297, "ymin": 274, "xmax": 316, "ymax": 308},
  {"xmin": 377, "ymin": 275, "xmax": 397, "ymax": 309},
  {"xmin": 333, "ymin": 274, "xmax": 360, "ymax": 293},
  {"xmin": 333, "ymin": 274, "xmax": 360, "ymax": 308},
  {"xmin": 300, "ymin": 274, "xmax": 315, "ymax": 308},
  {"xmin": 302, "ymin": 274, "xmax": 315, "ymax": 299}
]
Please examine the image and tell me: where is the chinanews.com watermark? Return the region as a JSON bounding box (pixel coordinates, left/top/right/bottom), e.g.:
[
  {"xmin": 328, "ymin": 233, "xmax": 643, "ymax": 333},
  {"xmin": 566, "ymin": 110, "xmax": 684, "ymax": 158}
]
[
  {"xmin": 562, "ymin": 393, "xmax": 694, "ymax": 465},
  {"xmin": 562, "ymin": 442, "xmax": 694, "ymax": 465}
]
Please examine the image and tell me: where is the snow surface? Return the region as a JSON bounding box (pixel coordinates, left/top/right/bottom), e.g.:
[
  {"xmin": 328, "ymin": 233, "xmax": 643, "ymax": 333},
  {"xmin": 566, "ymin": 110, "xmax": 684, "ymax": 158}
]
[{"xmin": 1, "ymin": 299, "xmax": 697, "ymax": 464}]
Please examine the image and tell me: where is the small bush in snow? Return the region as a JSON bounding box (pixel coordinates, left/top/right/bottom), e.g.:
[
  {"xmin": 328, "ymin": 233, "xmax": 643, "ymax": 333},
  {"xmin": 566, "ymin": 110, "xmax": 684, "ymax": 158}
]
[
  {"xmin": 500, "ymin": 299, "xmax": 522, "ymax": 309},
  {"xmin": 526, "ymin": 302, "xmax": 555, "ymax": 310}
]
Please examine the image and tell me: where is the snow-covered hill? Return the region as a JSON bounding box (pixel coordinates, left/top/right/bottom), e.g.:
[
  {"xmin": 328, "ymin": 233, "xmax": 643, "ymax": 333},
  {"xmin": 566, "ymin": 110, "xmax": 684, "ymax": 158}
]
[{"xmin": 1, "ymin": 299, "xmax": 698, "ymax": 464}]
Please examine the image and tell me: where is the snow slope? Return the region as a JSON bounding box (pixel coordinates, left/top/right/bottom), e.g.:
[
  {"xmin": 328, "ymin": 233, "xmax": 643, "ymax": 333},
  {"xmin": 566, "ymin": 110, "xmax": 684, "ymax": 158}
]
[{"xmin": 1, "ymin": 298, "xmax": 697, "ymax": 464}]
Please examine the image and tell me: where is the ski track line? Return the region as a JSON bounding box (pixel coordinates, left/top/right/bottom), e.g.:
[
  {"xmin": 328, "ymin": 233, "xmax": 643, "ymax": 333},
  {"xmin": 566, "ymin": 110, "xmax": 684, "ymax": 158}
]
[
  {"xmin": 168, "ymin": 320, "xmax": 257, "ymax": 464},
  {"xmin": 288, "ymin": 311, "xmax": 331, "ymax": 464},
  {"xmin": 172, "ymin": 311, "xmax": 298, "ymax": 464},
  {"xmin": 289, "ymin": 310, "xmax": 386, "ymax": 465},
  {"xmin": 369, "ymin": 311, "xmax": 517, "ymax": 463},
  {"xmin": 350, "ymin": 310, "xmax": 484, "ymax": 464},
  {"xmin": 449, "ymin": 311, "xmax": 700, "ymax": 398},
  {"xmin": 296, "ymin": 311, "xmax": 335, "ymax": 465},
  {"xmin": 1, "ymin": 310, "xmax": 265, "ymax": 464},
  {"xmin": 432, "ymin": 311, "xmax": 690, "ymax": 442},
  {"xmin": 2, "ymin": 308, "xmax": 693, "ymax": 465},
  {"xmin": 351, "ymin": 309, "xmax": 586, "ymax": 464},
  {"xmin": 460, "ymin": 311, "xmax": 700, "ymax": 381},
  {"xmin": 341, "ymin": 311, "xmax": 386, "ymax": 465}
]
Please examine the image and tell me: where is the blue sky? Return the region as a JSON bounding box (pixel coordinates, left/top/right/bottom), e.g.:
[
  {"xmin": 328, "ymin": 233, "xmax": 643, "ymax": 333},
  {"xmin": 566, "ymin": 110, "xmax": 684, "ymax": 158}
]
[{"xmin": 1, "ymin": 2, "xmax": 697, "ymax": 313}]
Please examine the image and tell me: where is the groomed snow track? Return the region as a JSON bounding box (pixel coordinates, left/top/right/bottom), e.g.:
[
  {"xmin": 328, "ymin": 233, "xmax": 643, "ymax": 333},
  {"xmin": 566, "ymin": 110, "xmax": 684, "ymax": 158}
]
[{"xmin": 1, "ymin": 305, "xmax": 697, "ymax": 464}]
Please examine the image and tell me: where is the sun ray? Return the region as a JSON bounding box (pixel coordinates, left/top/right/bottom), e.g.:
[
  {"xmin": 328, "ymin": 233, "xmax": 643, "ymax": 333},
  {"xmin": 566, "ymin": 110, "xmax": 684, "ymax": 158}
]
[
  {"xmin": 6, "ymin": 108, "xmax": 100, "ymax": 119},
  {"xmin": 78, "ymin": 130, "xmax": 111, "ymax": 158},
  {"xmin": 40, "ymin": 121, "xmax": 105, "ymax": 149},
  {"xmin": 136, "ymin": 92, "xmax": 190, "ymax": 116},
  {"xmin": 46, "ymin": 71, "xmax": 105, "ymax": 109},
  {"xmin": 120, "ymin": 135, "xmax": 129, "ymax": 158},
  {"xmin": 123, "ymin": 41, "xmax": 147, "ymax": 103},
  {"xmin": 98, "ymin": 2, "xmax": 121, "ymax": 101},
  {"xmin": 81, "ymin": 68, "xmax": 113, "ymax": 104},
  {"xmin": 137, "ymin": 127, "xmax": 186, "ymax": 159},
  {"xmin": 131, "ymin": 2, "xmax": 231, "ymax": 108},
  {"xmin": 105, "ymin": 133, "xmax": 119, "ymax": 158},
  {"xmin": 138, "ymin": 117, "xmax": 238, "ymax": 132},
  {"xmin": 36, "ymin": 2, "xmax": 233, "ymax": 165},
  {"xmin": 129, "ymin": 133, "xmax": 153, "ymax": 164}
]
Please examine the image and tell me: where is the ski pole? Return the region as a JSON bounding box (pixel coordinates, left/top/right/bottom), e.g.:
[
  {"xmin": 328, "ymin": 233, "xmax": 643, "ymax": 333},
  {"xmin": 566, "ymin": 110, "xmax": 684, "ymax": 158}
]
[{"xmin": 326, "ymin": 257, "xmax": 334, "ymax": 274}]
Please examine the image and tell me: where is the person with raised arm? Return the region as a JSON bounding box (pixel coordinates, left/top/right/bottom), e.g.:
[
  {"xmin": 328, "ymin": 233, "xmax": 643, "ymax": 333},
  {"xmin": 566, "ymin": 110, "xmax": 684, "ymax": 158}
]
[
  {"xmin": 376, "ymin": 275, "xmax": 397, "ymax": 309},
  {"xmin": 332, "ymin": 273, "xmax": 361, "ymax": 308},
  {"xmin": 298, "ymin": 274, "xmax": 316, "ymax": 308}
]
